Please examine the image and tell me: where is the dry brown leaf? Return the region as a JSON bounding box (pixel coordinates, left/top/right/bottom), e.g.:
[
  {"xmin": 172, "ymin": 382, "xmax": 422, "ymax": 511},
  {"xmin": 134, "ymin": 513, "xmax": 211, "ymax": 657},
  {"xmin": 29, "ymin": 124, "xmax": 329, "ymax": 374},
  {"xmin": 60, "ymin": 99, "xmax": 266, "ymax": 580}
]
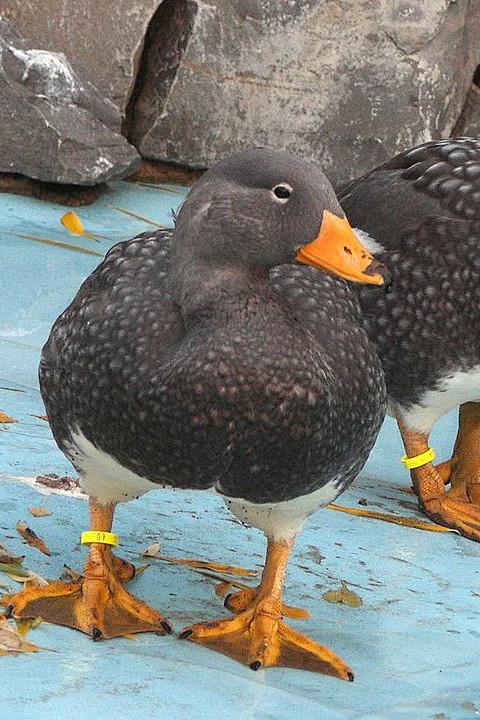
[
  {"xmin": 16, "ymin": 522, "xmax": 51, "ymax": 556},
  {"xmin": 142, "ymin": 542, "xmax": 162, "ymax": 557},
  {"xmin": 30, "ymin": 414, "xmax": 49, "ymax": 422},
  {"xmin": 0, "ymin": 577, "xmax": 11, "ymax": 591},
  {"xmin": 0, "ymin": 412, "xmax": 18, "ymax": 423},
  {"xmin": 323, "ymin": 580, "xmax": 363, "ymax": 608},
  {"xmin": 0, "ymin": 617, "xmax": 38, "ymax": 654},
  {"xmin": 16, "ymin": 617, "xmax": 43, "ymax": 635},
  {"xmin": 155, "ymin": 553, "xmax": 258, "ymax": 576},
  {"xmin": 0, "ymin": 562, "xmax": 29, "ymax": 578},
  {"xmin": 60, "ymin": 564, "xmax": 82, "ymax": 582},
  {"xmin": 0, "ymin": 543, "xmax": 24, "ymax": 565},
  {"xmin": 134, "ymin": 564, "xmax": 149, "ymax": 577},
  {"xmin": 2, "ymin": 568, "xmax": 48, "ymax": 586},
  {"xmin": 28, "ymin": 506, "xmax": 52, "ymax": 518},
  {"xmin": 327, "ymin": 503, "xmax": 458, "ymax": 533}
]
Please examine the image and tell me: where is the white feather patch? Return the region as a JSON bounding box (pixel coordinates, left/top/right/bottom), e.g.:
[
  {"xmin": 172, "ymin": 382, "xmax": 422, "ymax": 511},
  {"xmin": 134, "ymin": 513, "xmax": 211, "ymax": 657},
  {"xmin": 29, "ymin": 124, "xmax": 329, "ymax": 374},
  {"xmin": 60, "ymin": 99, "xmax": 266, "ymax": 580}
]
[
  {"xmin": 353, "ymin": 227, "xmax": 386, "ymax": 255},
  {"xmin": 396, "ymin": 365, "xmax": 480, "ymax": 434}
]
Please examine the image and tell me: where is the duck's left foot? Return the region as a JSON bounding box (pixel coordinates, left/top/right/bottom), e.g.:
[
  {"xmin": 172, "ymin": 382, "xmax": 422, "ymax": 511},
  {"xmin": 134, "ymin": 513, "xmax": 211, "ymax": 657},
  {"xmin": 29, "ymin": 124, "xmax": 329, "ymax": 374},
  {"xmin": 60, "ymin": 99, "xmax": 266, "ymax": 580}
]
[
  {"xmin": 181, "ymin": 537, "xmax": 352, "ymax": 679},
  {"xmin": 179, "ymin": 595, "xmax": 351, "ymax": 678}
]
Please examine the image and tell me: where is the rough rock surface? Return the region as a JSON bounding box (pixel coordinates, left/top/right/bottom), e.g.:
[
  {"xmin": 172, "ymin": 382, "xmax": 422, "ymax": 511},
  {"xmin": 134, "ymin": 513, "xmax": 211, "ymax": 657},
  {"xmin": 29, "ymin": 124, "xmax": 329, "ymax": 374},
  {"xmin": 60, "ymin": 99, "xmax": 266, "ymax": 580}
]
[
  {"xmin": 1, "ymin": 0, "xmax": 165, "ymax": 114},
  {"xmin": 2, "ymin": 1, "xmax": 480, "ymax": 185},
  {"xmin": 0, "ymin": 18, "xmax": 139, "ymax": 185},
  {"xmin": 453, "ymin": 79, "xmax": 480, "ymax": 136},
  {"xmin": 127, "ymin": 0, "xmax": 480, "ymax": 184}
]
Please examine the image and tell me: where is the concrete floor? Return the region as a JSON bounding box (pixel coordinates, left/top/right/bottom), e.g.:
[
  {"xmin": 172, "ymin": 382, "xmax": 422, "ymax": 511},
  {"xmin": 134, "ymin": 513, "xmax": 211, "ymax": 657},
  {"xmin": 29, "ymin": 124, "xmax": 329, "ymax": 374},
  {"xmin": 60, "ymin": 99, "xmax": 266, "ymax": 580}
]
[{"xmin": 1, "ymin": 184, "xmax": 479, "ymax": 720}]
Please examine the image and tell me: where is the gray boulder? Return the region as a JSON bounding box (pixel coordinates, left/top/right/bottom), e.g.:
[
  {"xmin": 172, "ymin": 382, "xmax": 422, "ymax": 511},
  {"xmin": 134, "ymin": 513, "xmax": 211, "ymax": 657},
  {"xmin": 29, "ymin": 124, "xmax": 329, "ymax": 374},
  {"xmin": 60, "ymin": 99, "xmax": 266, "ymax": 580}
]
[
  {"xmin": 1, "ymin": 0, "xmax": 166, "ymax": 114},
  {"xmin": 128, "ymin": 0, "xmax": 480, "ymax": 184},
  {"xmin": 2, "ymin": 1, "xmax": 480, "ymax": 186},
  {"xmin": 0, "ymin": 17, "xmax": 139, "ymax": 185}
]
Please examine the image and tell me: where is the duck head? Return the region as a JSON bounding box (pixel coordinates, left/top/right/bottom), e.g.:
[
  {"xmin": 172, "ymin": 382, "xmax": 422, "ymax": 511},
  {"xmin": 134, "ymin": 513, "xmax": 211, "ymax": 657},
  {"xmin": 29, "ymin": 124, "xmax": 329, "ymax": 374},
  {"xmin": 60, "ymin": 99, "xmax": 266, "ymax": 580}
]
[{"xmin": 171, "ymin": 147, "xmax": 387, "ymax": 299}]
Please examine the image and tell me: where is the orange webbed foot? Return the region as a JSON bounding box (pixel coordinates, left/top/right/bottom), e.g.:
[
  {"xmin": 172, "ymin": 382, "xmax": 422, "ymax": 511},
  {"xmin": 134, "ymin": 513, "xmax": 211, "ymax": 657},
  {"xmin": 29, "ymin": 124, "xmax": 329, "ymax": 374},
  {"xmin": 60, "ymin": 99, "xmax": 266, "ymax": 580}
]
[
  {"xmin": 180, "ymin": 594, "xmax": 351, "ymax": 679},
  {"xmin": 398, "ymin": 403, "xmax": 480, "ymax": 542},
  {"xmin": 2, "ymin": 499, "xmax": 171, "ymax": 639},
  {"xmin": 2, "ymin": 546, "xmax": 171, "ymax": 640},
  {"xmin": 180, "ymin": 538, "xmax": 352, "ymax": 680}
]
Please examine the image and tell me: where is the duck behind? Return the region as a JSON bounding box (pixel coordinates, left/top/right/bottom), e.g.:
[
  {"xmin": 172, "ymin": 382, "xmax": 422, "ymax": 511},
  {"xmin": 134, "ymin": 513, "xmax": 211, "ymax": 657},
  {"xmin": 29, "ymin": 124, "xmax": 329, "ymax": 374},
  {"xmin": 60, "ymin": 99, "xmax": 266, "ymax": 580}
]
[
  {"xmin": 337, "ymin": 137, "xmax": 480, "ymax": 542},
  {"xmin": 4, "ymin": 147, "xmax": 388, "ymax": 678}
]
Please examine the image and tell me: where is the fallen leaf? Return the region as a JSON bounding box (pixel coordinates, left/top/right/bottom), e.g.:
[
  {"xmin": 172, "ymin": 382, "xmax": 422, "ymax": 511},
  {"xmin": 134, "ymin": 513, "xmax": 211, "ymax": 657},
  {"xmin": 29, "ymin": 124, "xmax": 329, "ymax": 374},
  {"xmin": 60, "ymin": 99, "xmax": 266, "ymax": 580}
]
[
  {"xmin": 16, "ymin": 617, "xmax": 43, "ymax": 634},
  {"xmin": 0, "ymin": 543, "xmax": 24, "ymax": 565},
  {"xmin": 0, "ymin": 562, "xmax": 29, "ymax": 578},
  {"xmin": 154, "ymin": 553, "xmax": 258, "ymax": 577},
  {"xmin": 61, "ymin": 211, "xmax": 107, "ymax": 241},
  {"xmin": 323, "ymin": 580, "xmax": 363, "ymax": 608},
  {"xmin": 0, "ymin": 617, "xmax": 38, "ymax": 654},
  {"xmin": 60, "ymin": 564, "xmax": 82, "ymax": 582},
  {"xmin": 0, "ymin": 412, "xmax": 18, "ymax": 423},
  {"xmin": 30, "ymin": 414, "xmax": 49, "ymax": 422},
  {"xmin": 16, "ymin": 522, "xmax": 51, "ymax": 556},
  {"xmin": 327, "ymin": 503, "xmax": 459, "ymax": 533},
  {"xmin": 61, "ymin": 210, "xmax": 86, "ymax": 235},
  {"xmin": 0, "ymin": 563, "xmax": 48, "ymax": 586},
  {"xmin": 28, "ymin": 506, "xmax": 52, "ymax": 518},
  {"xmin": 21, "ymin": 234, "xmax": 103, "ymax": 257},
  {"xmin": 142, "ymin": 542, "xmax": 162, "ymax": 557},
  {"xmin": 134, "ymin": 564, "xmax": 149, "ymax": 577}
]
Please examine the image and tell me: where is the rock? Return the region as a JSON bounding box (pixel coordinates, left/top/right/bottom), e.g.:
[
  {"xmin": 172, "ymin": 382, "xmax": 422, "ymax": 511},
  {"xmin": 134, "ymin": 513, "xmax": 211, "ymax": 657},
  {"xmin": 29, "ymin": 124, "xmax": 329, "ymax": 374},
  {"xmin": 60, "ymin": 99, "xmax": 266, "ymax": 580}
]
[
  {"xmin": 2, "ymin": 1, "xmax": 480, "ymax": 184},
  {"xmin": 0, "ymin": 17, "xmax": 139, "ymax": 185},
  {"xmin": 453, "ymin": 80, "xmax": 480, "ymax": 137},
  {"xmin": 1, "ymin": 0, "xmax": 165, "ymax": 113},
  {"xmin": 126, "ymin": 0, "xmax": 480, "ymax": 184}
]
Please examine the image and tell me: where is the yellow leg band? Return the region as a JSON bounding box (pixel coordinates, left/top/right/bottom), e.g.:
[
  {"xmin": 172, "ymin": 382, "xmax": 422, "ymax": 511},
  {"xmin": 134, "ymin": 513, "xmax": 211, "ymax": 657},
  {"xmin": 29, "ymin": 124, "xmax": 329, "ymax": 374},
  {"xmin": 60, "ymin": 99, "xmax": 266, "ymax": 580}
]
[
  {"xmin": 81, "ymin": 531, "xmax": 119, "ymax": 547},
  {"xmin": 401, "ymin": 447, "xmax": 435, "ymax": 470}
]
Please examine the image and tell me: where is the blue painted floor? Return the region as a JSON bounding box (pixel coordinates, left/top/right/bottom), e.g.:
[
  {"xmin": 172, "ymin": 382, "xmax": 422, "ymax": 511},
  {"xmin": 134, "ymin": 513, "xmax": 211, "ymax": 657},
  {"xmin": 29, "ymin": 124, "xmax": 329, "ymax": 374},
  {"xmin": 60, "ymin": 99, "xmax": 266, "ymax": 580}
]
[{"xmin": 1, "ymin": 185, "xmax": 479, "ymax": 720}]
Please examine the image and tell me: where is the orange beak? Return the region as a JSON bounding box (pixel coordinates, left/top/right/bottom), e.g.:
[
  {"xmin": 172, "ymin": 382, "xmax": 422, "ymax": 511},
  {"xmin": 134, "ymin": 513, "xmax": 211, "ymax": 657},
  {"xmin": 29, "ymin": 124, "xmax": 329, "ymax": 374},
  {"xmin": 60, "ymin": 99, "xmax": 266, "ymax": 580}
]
[{"xmin": 295, "ymin": 210, "xmax": 385, "ymax": 286}]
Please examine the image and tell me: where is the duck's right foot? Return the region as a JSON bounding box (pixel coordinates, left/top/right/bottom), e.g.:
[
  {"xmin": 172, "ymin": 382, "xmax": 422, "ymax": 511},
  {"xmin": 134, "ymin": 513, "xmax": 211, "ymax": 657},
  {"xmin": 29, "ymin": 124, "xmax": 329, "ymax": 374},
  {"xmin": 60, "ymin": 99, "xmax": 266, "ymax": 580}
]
[{"xmin": 2, "ymin": 545, "xmax": 171, "ymax": 639}]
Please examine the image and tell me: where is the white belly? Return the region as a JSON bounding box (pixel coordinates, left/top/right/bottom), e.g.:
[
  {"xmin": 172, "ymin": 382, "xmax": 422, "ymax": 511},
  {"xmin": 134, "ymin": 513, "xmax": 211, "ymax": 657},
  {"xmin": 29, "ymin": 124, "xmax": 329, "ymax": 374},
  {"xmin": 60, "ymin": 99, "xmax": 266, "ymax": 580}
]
[
  {"xmin": 224, "ymin": 477, "xmax": 344, "ymax": 542},
  {"xmin": 394, "ymin": 365, "xmax": 480, "ymax": 434},
  {"xmin": 67, "ymin": 430, "xmax": 161, "ymax": 505}
]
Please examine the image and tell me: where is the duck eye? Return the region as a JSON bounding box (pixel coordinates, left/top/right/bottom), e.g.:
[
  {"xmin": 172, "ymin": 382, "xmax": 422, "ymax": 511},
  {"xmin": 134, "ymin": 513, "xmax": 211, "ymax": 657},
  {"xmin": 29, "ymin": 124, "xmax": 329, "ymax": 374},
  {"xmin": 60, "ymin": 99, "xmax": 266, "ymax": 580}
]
[{"xmin": 271, "ymin": 184, "xmax": 292, "ymax": 202}]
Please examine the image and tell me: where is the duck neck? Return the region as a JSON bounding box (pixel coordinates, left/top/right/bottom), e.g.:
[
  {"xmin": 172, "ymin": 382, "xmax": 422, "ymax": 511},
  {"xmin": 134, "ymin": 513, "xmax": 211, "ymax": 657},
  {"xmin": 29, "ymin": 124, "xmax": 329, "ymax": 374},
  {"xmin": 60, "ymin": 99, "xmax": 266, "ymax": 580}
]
[{"xmin": 172, "ymin": 257, "xmax": 271, "ymax": 325}]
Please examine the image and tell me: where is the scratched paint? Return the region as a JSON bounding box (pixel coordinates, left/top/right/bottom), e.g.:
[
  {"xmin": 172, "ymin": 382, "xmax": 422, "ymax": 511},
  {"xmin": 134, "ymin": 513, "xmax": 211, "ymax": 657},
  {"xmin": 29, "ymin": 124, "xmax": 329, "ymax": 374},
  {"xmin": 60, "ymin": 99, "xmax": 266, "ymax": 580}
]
[{"xmin": 1, "ymin": 186, "xmax": 479, "ymax": 720}]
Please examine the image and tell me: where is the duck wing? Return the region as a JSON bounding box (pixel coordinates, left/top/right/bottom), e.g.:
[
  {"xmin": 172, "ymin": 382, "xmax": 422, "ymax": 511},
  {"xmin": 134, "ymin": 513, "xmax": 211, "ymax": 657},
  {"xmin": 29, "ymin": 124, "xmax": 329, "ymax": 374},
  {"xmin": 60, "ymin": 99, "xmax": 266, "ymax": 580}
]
[{"xmin": 337, "ymin": 137, "xmax": 480, "ymax": 252}]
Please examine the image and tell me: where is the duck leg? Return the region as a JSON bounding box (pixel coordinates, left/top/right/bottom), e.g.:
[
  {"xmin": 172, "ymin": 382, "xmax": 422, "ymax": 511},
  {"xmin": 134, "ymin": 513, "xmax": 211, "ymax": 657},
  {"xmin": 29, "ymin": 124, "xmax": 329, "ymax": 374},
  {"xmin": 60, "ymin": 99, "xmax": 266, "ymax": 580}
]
[
  {"xmin": 397, "ymin": 410, "xmax": 480, "ymax": 542},
  {"xmin": 180, "ymin": 537, "xmax": 353, "ymax": 680},
  {"xmin": 436, "ymin": 403, "xmax": 480, "ymax": 502},
  {"xmin": 2, "ymin": 498, "xmax": 171, "ymax": 639}
]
